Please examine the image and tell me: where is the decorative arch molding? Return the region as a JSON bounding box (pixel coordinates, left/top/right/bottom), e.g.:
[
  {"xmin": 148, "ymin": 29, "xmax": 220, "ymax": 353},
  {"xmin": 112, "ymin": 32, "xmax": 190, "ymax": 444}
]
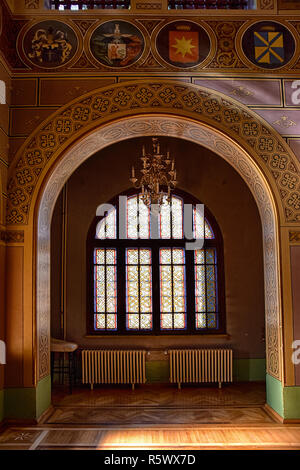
[
  {"xmin": 6, "ymin": 80, "xmax": 300, "ymax": 227},
  {"xmin": 37, "ymin": 115, "xmax": 282, "ymax": 383}
]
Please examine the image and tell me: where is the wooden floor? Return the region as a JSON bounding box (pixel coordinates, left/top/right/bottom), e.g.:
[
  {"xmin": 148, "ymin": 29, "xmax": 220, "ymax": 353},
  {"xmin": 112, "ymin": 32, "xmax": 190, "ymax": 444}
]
[{"xmin": 1, "ymin": 383, "xmax": 300, "ymax": 450}]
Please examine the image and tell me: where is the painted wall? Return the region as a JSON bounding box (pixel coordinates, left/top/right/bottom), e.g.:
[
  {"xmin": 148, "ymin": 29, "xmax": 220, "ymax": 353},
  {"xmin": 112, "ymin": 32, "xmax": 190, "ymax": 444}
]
[{"xmin": 51, "ymin": 137, "xmax": 266, "ymax": 371}]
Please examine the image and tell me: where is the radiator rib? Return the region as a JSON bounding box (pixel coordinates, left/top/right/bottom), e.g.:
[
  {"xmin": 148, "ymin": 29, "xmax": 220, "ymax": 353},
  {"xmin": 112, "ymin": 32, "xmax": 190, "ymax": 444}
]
[
  {"xmin": 81, "ymin": 349, "xmax": 146, "ymax": 390},
  {"xmin": 169, "ymin": 348, "xmax": 233, "ymax": 389}
]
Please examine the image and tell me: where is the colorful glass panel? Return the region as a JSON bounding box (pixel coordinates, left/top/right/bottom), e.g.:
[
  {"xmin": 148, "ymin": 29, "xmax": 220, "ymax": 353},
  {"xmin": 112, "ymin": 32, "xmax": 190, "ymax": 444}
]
[
  {"xmin": 159, "ymin": 248, "xmax": 186, "ymax": 330},
  {"xmin": 96, "ymin": 208, "xmax": 116, "ymax": 239},
  {"xmin": 194, "ymin": 248, "xmax": 218, "ymax": 330},
  {"xmin": 94, "ymin": 248, "xmax": 117, "ymax": 331},
  {"xmin": 126, "ymin": 248, "xmax": 152, "ymax": 330},
  {"xmin": 127, "ymin": 195, "xmax": 150, "ymax": 239},
  {"xmin": 194, "ymin": 208, "xmax": 215, "ymax": 240}
]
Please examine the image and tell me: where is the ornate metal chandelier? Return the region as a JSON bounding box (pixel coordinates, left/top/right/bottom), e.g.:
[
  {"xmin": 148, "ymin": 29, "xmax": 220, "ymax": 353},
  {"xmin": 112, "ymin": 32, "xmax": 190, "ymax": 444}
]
[{"xmin": 129, "ymin": 137, "xmax": 177, "ymax": 208}]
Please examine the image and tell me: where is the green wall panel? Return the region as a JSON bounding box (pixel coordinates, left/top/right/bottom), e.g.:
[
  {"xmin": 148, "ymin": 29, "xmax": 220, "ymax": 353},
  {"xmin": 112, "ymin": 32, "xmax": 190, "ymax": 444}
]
[
  {"xmin": 4, "ymin": 375, "xmax": 51, "ymax": 421},
  {"xmin": 233, "ymin": 358, "xmax": 266, "ymax": 382},
  {"xmin": 283, "ymin": 386, "xmax": 300, "ymax": 420},
  {"xmin": 266, "ymin": 373, "xmax": 283, "ymax": 418},
  {"xmin": 146, "ymin": 361, "xmax": 169, "ymax": 383}
]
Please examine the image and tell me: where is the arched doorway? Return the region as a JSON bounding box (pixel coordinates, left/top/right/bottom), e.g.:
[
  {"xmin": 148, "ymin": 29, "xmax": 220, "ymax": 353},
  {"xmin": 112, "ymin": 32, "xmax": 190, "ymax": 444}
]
[
  {"xmin": 37, "ymin": 115, "xmax": 280, "ymax": 410},
  {"xmin": 7, "ymin": 81, "xmax": 299, "ymax": 419}
]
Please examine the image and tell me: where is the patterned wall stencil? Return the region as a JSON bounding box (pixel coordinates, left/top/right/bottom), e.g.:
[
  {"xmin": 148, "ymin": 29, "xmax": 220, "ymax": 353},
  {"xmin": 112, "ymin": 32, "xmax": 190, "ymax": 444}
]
[
  {"xmin": 7, "ymin": 81, "xmax": 300, "ymax": 227},
  {"xmin": 241, "ymin": 21, "xmax": 296, "ymax": 70},
  {"xmin": 22, "ymin": 21, "xmax": 78, "ymax": 69},
  {"xmin": 155, "ymin": 21, "xmax": 211, "ymax": 69},
  {"xmin": 89, "ymin": 21, "xmax": 145, "ymax": 68}
]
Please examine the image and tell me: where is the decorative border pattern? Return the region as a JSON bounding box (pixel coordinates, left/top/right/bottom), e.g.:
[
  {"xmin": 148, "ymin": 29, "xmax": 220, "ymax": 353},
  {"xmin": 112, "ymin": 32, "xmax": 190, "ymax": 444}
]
[
  {"xmin": 5, "ymin": 16, "xmax": 299, "ymax": 73},
  {"xmin": 0, "ymin": 230, "xmax": 24, "ymax": 243},
  {"xmin": 259, "ymin": 0, "xmax": 275, "ymax": 9},
  {"xmin": 7, "ymin": 81, "xmax": 300, "ymax": 226},
  {"xmin": 289, "ymin": 231, "xmax": 300, "ymax": 242},
  {"xmin": 36, "ymin": 115, "xmax": 282, "ymax": 381},
  {"xmin": 24, "ymin": 0, "xmax": 39, "ymax": 8}
]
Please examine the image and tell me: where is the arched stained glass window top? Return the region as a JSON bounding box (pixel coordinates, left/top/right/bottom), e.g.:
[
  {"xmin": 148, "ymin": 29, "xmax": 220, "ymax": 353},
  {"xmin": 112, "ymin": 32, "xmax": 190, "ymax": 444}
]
[
  {"xmin": 87, "ymin": 191, "xmax": 224, "ymax": 335},
  {"xmin": 95, "ymin": 194, "xmax": 215, "ymax": 241}
]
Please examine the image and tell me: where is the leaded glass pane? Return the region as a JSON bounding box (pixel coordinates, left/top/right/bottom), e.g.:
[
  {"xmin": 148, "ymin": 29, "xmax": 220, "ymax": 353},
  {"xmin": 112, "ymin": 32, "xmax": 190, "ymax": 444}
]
[
  {"xmin": 194, "ymin": 248, "xmax": 218, "ymax": 330},
  {"xmin": 95, "ymin": 297, "xmax": 105, "ymax": 313},
  {"xmin": 194, "ymin": 208, "xmax": 204, "ymax": 240},
  {"xmin": 138, "ymin": 196, "xmax": 150, "ymax": 239},
  {"xmin": 106, "ymin": 249, "xmax": 116, "ymax": 265},
  {"xmin": 127, "ymin": 249, "xmax": 139, "ymax": 265},
  {"xmin": 106, "ymin": 265, "xmax": 116, "ymax": 282},
  {"xmin": 195, "ymin": 249, "xmax": 205, "ymax": 264},
  {"xmin": 127, "ymin": 195, "xmax": 150, "ymax": 239},
  {"xmin": 140, "ymin": 296, "xmax": 151, "ymax": 313},
  {"xmin": 96, "ymin": 208, "xmax": 116, "ymax": 239},
  {"xmin": 205, "ymin": 220, "xmax": 214, "ymax": 239},
  {"xmin": 159, "ymin": 248, "xmax": 186, "ymax": 329},
  {"xmin": 194, "ymin": 208, "xmax": 215, "ymax": 240},
  {"xmin": 171, "ymin": 196, "xmax": 183, "ymax": 239},
  {"xmin": 160, "ymin": 197, "xmax": 171, "ymax": 239},
  {"xmin": 160, "ymin": 249, "xmax": 172, "ymax": 265},
  {"xmin": 127, "ymin": 195, "xmax": 138, "ymax": 239},
  {"xmin": 161, "ymin": 295, "xmax": 172, "ymax": 313},
  {"xmin": 141, "ymin": 314, "xmax": 152, "ymax": 330},
  {"xmin": 196, "ymin": 313, "xmax": 206, "ymax": 329},
  {"xmin": 107, "ymin": 313, "xmax": 117, "ymax": 330},
  {"xmin": 95, "ymin": 249, "xmax": 105, "ymax": 265},
  {"xmin": 95, "ymin": 265, "xmax": 105, "ymax": 284},
  {"xmin": 128, "ymin": 313, "xmax": 139, "ymax": 330},
  {"xmin": 174, "ymin": 296, "xmax": 185, "ymax": 312},
  {"xmin": 206, "ymin": 248, "xmax": 216, "ymax": 265},
  {"xmin": 207, "ymin": 313, "xmax": 217, "ymax": 328},
  {"xmin": 140, "ymin": 249, "xmax": 151, "ymax": 265},
  {"xmin": 126, "ymin": 248, "xmax": 152, "ymax": 330},
  {"xmin": 94, "ymin": 248, "xmax": 117, "ymax": 330},
  {"xmin": 96, "ymin": 314, "xmax": 105, "ymax": 330},
  {"xmin": 160, "ymin": 313, "xmax": 172, "ymax": 329},
  {"xmin": 174, "ymin": 313, "xmax": 185, "ymax": 329},
  {"xmin": 107, "ymin": 296, "xmax": 117, "ymax": 313},
  {"xmin": 172, "ymin": 248, "xmax": 184, "ymax": 264}
]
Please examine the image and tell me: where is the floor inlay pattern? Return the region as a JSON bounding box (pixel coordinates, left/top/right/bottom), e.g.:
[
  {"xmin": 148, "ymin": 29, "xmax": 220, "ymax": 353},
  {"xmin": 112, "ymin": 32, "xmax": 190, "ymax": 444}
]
[
  {"xmin": 1, "ymin": 426, "xmax": 300, "ymax": 450},
  {"xmin": 2, "ymin": 383, "xmax": 299, "ymax": 450},
  {"xmin": 45, "ymin": 406, "xmax": 273, "ymax": 425}
]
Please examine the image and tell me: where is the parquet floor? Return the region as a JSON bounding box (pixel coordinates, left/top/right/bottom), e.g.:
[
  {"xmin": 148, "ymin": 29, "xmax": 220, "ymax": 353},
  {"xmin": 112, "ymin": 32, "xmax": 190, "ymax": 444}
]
[{"xmin": 1, "ymin": 383, "xmax": 300, "ymax": 450}]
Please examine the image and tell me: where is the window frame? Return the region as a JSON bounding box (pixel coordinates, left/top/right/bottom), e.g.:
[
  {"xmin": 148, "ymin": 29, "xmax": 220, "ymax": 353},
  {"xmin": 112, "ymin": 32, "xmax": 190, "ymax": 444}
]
[{"xmin": 86, "ymin": 188, "xmax": 226, "ymax": 335}]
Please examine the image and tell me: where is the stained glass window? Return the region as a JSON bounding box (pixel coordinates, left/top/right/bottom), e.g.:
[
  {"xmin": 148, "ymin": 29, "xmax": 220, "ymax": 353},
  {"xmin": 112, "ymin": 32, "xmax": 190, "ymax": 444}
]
[
  {"xmin": 96, "ymin": 207, "xmax": 117, "ymax": 239},
  {"xmin": 160, "ymin": 248, "xmax": 186, "ymax": 330},
  {"xmin": 126, "ymin": 248, "xmax": 152, "ymax": 330},
  {"xmin": 94, "ymin": 248, "xmax": 117, "ymax": 330},
  {"xmin": 195, "ymin": 248, "xmax": 218, "ymax": 329},
  {"xmin": 89, "ymin": 190, "xmax": 224, "ymax": 335}
]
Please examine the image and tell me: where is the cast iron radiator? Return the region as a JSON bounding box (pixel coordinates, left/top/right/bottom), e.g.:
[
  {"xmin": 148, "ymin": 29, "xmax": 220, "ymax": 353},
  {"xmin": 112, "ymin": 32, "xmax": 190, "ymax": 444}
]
[
  {"xmin": 169, "ymin": 348, "xmax": 233, "ymax": 389},
  {"xmin": 81, "ymin": 349, "xmax": 146, "ymax": 390}
]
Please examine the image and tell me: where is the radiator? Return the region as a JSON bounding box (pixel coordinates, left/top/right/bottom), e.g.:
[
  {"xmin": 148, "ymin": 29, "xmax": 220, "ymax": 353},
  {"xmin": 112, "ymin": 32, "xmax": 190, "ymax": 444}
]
[
  {"xmin": 81, "ymin": 349, "xmax": 146, "ymax": 390},
  {"xmin": 169, "ymin": 349, "xmax": 233, "ymax": 389}
]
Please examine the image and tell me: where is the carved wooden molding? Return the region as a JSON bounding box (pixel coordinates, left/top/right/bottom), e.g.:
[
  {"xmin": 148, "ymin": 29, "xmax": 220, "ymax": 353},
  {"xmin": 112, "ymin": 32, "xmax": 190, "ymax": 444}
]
[
  {"xmin": 0, "ymin": 230, "xmax": 24, "ymax": 243},
  {"xmin": 24, "ymin": 0, "xmax": 39, "ymax": 8},
  {"xmin": 259, "ymin": 0, "xmax": 275, "ymax": 9},
  {"xmin": 289, "ymin": 231, "xmax": 300, "ymax": 242}
]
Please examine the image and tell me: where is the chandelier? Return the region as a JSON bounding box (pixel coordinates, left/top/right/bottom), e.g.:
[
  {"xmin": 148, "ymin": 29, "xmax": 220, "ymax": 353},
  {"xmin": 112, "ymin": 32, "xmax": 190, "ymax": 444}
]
[{"xmin": 129, "ymin": 137, "xmax": 177, "ymax": 208}]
